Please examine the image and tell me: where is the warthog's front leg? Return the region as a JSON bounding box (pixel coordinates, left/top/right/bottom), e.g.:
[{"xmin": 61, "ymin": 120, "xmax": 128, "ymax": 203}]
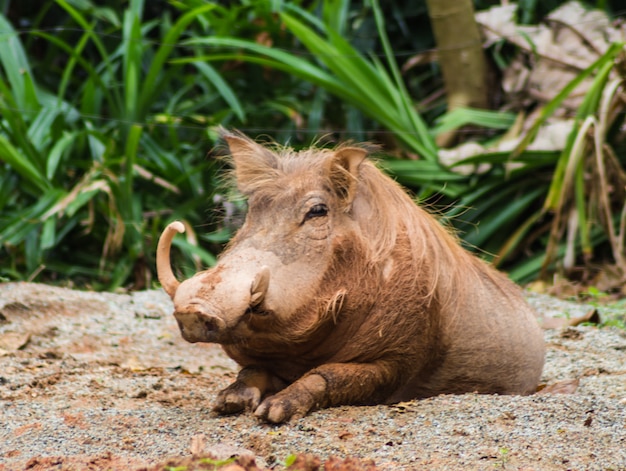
[
  {"xmin": 254, "ymin": 362, "xmax": 398, "ymax": 423},
  {"xmin": 213, "ymin": 366, "xmax": 286, "ymax": 415}
]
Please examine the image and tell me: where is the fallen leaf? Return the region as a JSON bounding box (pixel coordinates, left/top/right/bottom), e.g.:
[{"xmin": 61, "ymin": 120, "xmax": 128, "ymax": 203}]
[
  {"xmin": 338, "ymin": 431, "xmax": 354, "ymax": 440},
  {"xmin": 476, "ymin": 2, "xmax": 620, "ymax": 114},
  {"xmin": 0, "ymin": 301, "xmax": 31, "ymax": 321},
  {"xmin": 540, "ymin": 309, "xmax": 600, "ymax": 329},
  {"xmin": 190, "ymin": 434, "xmax": 206, "ymax": 455},
  {"xmin": 120, "ymin": 356, "xmax": 148, "ymax": 371},
  {"xmin": 560, "ymin": 328, "xmax": 583, "ymax": 340},
  {"xmin": 537, "ymin": 378, "xmax": 580, "ymax": 395},
  {"xmin": 388, "ymin": 401, "xmax": 419, "ymax": 413},
  {"xmin": 0, "ymin": 332, "xmax": 31, "ymax": 351}
]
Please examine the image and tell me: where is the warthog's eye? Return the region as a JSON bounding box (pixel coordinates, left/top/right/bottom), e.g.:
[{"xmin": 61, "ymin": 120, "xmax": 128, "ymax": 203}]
[{"xmin": 304, "ymin": 203, "xmax": 328, "ymax": 221}]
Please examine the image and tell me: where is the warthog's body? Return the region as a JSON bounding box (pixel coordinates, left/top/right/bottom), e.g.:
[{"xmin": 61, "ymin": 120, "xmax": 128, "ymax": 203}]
[{"xmin": 157, "ymin": 130, "xmax": 545, "ymax": 423}]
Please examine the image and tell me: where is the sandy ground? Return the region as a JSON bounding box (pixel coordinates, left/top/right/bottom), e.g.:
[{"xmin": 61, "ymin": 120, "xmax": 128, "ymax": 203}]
[{"xmin": 0, "ymin": 282, "xmax": 625, "ymax": 470}]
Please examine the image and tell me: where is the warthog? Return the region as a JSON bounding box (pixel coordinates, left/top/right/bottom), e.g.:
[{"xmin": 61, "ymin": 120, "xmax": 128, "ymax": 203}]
[{"xmin": 156, "ymin": 130, "xmax": 545, "ymax": 423}]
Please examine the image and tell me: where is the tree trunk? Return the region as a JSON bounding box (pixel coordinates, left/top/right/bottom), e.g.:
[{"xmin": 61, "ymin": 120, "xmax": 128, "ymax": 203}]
[{"xmin": 426, "ymin": 0, "xmax": 489, "ymax": 144}]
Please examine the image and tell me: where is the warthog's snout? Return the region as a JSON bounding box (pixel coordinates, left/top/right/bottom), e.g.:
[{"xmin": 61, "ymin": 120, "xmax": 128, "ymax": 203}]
[{"xmin": 173, "ymin": 307, "xmax": 227, "ymax": 343}]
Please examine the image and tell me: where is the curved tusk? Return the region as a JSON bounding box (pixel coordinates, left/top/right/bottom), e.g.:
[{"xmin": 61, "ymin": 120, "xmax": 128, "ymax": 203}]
[
  {"xmin": 250, "ymin": 266, "xmax": 270, "ymax": 307},
  {"xmin": 156, "ymin": 221, "xmax": 185, "ymax": 298}
]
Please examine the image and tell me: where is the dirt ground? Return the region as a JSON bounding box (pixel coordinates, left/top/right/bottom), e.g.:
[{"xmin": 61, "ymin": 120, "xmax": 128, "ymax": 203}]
[{"xmin": 0, "ymin": 282, "xmax": 625, "ymax": 471}]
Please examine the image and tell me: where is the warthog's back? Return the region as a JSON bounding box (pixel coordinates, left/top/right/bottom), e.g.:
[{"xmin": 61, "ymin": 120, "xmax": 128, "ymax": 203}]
[{"xmin": 387, "ymin": 258, "xmax": 545, "ymax": 402}]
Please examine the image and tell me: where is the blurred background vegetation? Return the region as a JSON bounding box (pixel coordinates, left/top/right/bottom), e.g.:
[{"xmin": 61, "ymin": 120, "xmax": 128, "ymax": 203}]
[{"xmin": 0, "ymin": 0, "xmax": 625, "ymax": 294}]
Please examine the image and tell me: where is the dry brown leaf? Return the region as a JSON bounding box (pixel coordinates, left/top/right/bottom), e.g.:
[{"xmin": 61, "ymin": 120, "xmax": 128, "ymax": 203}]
[
  {"xmin": 120, "ymin": 356, "xmax": 148, "ymax": 371},
  {"xmin": 190, "ymin": 434, "xmax": 206, "ymax": 455},
  {"xmin": 591, "ymin": 264, "xmax": 626, "ymax": 292},
  {"xmin": 0, "ymin": 332, "xmax": 31, "ymax": 351},
  {"xmin": 476, "ymin": 1, "xmax": 624, "ymax": 115},
  {"xmin": 537, "ymin": 378, "xmax": 580, "ymax": 395},
  {"xmin": 539, "ymin": 308, "xmax": 600, "ymax": 329}
]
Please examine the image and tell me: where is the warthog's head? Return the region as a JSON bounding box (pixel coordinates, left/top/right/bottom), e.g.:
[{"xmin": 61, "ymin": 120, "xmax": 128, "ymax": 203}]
[{"xmin": 156, "ymin": 130, "xmax": 367, "ymax": 345}]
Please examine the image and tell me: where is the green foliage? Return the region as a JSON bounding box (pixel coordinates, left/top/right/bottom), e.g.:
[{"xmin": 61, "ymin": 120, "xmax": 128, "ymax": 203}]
[
  {"xmin": 186, "ymin": 0, "xmax": 626, "ymax": 284},
  {"xmin": 511, "ymin": 43, "xmax": 626, "ymax": 280},
  {"xmin": 0, "ymin": 1, "xmax": 236, "ymax": 288},
  {"xmin": 184, "ymin": 0, "xmax": 438, "ymax": 160},
  {"xmin": 576, "ymin": 288, "xmax": 626, "ymax": 329},
  {"xmin": 1, "ymin": 0, "xmax": 625, "ymax": 290}
]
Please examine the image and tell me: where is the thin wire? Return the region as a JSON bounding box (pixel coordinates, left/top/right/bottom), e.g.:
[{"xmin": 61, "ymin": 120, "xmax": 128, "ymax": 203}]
[{"xmin": 2, "ymin": 8, "xmax": 625, "ymax": 58}]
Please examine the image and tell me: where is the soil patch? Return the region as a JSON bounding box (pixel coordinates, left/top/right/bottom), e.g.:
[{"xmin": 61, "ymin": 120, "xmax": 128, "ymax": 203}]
[{"xmin": 1, "ymin": 282, "xmax": 625, "ymax": 470}]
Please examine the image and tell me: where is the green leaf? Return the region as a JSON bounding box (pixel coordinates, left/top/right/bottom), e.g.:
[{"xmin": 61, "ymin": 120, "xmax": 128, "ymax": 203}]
[
  {"xmin": 55, "ymin": 0, "xmax": 123, "ymax": 113},
  {"xmin": 0, "ymin": 189, "xmax": 64, "ymax": 245},
  {"xmin": 41, "ymin": 218, "xmax": 57, "ymax": 251},
  {"xmin": 370, "ymin": 0, "xmax": 437, "ymax": 159},
  {"xmin": 192, "ymin": 62, "xmax": 245, "ymax": 122},
  {"xmin": 464, "ymin": 186, "xmax": 544, "ymax": 249},
  {"xmin": 453, "ymin": 150, "xmax": 559, "ymax": 168},
  {"xmin": 0, "ymin": 13, "xmax": 40, "ymax": 111},
  {"xmin": 0, "ymin": 135, "xmax": 50, "ymax": 192},
  {"xmin": 433, "ymin": 108, "xmax": 517, "ymax": 136},
  {"xmin": 138, "ymin": 4, "xmax": 217, "ymax": 117},
  {"xmin": 47, "ymin": 131, "xmax": 77, "ymax": 179},
  {"xmin": 27, "ymin": 106, "xmax": 61, "ymax": 156},
  {"xmin": 122, "ymin": 9, "xmax": 142, "ymax": 123}
]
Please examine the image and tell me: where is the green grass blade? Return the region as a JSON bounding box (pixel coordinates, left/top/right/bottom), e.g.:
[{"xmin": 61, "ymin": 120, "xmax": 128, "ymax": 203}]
[
  {"xmin": 381, "ymin": 159, "xmax": 467, "ymax": 197},
  {"xmin": 0, "ymin": 13, "xmax": 39, "ymax": 111},
  {"xmin": 192, "ymin": 61, "xmax": 245, "ymax": 122},
  {"xmin": 41, "ymin": 217, "xmax": 56, "ymax": 251},
  {"xmin": 27, "ymin": 106, "xmax": 61, "ymax": 155},
  {"xmin": 513, "ymin": 42, "xmax": 624, "ymax": 155},
  {"xmin": 138, "ymin": 4, "xmax": 217, "ymax": 116},
  {"xmin": 55, "ymin": 0, "xmax": 123, "ymax": 113},
  {"xmin": 124, "ymin": 124, "xmax": 142, "ymax": 206},
  {"xmin": 0, "ymin": 77, "xmax": 41, "ymax": 164},
  {"xmin": 173, "ymin": 237, "xmax": 217, "ymax": 268},
  {"xmin": 180, "ymin": 42, "xmax": 350, "ymax": 101},
  {"xmin": 464, "ymin": 186, "xmax": 545, "ymax": 249},
  {"xmin": 546, "ymin": 116, "xmax": 594, "ymax": 212},
  {"xmin": 322, "ymin": 0, "xmax": 350, "ymax": 34},
  {"xmin": 0, "ymin": 189, "xmax": 64, "ymax": 244},
  {"xmin": 574, "ymin": 158, "xmax": 591, "ymax": 257},
  {"xmin": 30, "ymin": 30, "xmax": 117, "ymax": 110},
  {"xmin": 453, "ymin": 150, "xmax": 559, "ymax": 168},
  {"xmin": 57, "ymin": 29, "xmax": 91, "ymax": 103},
  {"xmin": 122, "ymin": 9, "xmax": 142, "ymax": 123},
  {"xmin": 370, "ymin": 0, "xmax": 437, "ymax": 159},
  {"xmin": 0, "ymin": 135, "xmax": 50, "ymax": 192},
  {"xmin": 279, "ymin": 14, "xmax": 389, "ymax": 104},
  {"xmin": 433, "ymin": 108, "xmax": 518, "ymax": 135},
  {"xmin": 47, "ymin": 131, "xmax": 77, "ymax": 179},
  {"xmin": 493, "ymin": 210, "xmax": 543, "ymax": 267}
]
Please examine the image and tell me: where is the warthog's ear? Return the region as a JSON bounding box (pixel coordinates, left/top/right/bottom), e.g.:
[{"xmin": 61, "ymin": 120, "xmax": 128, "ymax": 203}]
[
  {"xmin": 328, "ymin": 147, "xmax": 367, "ymax": 206},
  {"xmin": 221, "ymin": 129, "xmax": 279, "ymax": 194}
]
